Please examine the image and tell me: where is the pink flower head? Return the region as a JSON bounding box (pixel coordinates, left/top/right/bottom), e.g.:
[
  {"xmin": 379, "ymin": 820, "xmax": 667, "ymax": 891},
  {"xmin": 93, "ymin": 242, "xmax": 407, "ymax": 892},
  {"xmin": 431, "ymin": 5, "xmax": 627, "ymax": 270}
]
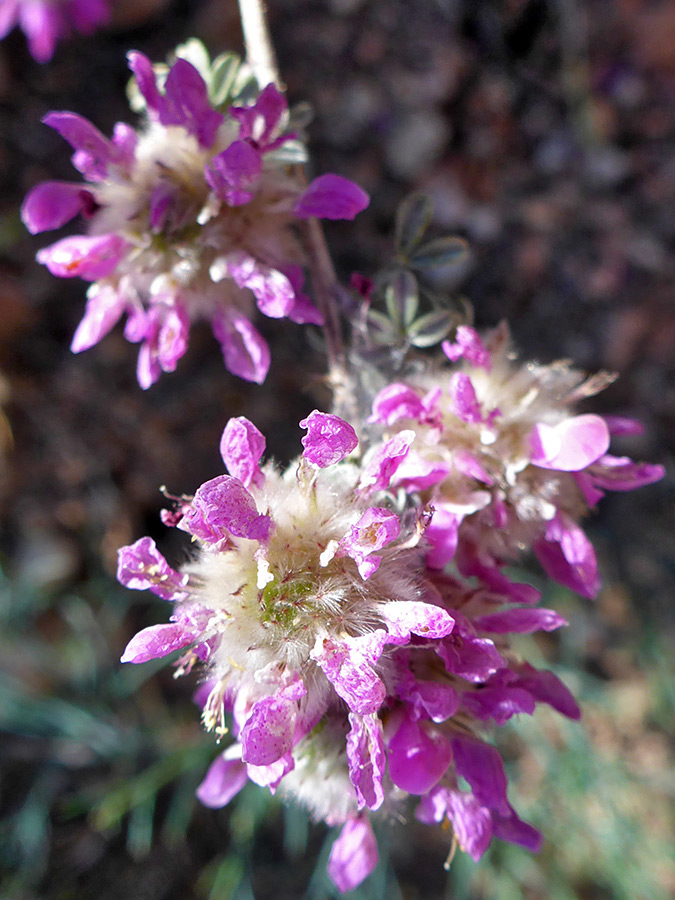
[{"xmin": 22, "ymin": 47, "xmax": 369, "ymax": 387}]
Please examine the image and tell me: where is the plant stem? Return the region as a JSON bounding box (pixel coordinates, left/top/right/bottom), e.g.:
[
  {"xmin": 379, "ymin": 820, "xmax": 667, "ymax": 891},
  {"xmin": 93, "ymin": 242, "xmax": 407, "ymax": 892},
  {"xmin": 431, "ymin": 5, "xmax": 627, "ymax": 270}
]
[{"xmin": 237, "ymin": 0, "xmax": 346, "ymax": 375}]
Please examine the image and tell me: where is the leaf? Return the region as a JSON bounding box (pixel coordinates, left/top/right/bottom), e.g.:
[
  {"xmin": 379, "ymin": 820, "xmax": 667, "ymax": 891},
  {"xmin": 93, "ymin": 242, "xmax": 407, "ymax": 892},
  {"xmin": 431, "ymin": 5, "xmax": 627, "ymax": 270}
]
[
  {"xmin": 267, "ymin": 139, "xmax": 309, "ymax": 165},
  {"xmin": 209, "ymin": 52, "xmax": 242, "ymax": 107},
  {"xmin": 395, "ymin": 193, "xmax": 433, "ymax": 255},
  {"xmin": 384, "ymin": 269, "xmax": 419, "ymax": 328},
  {"xmin": 366, "ymin": 310, "xmax": 399, "ymax": 346},
  {"xmin": 408, "ymin": 310, "xmax": 454, "ymax": 348},
  {"xmin": 409, "ymin": 236, "xmax": 468, "ymax": 270}
]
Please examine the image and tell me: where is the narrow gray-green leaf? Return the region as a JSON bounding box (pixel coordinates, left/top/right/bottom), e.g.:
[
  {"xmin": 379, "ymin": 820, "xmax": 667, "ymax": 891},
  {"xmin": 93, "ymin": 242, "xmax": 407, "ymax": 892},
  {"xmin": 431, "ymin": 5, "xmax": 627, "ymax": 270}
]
[
  {"xmin": 409, "ymin": 236, "xmax": 468, "ymax": 270},
  {"xmin": 395, "ymin": 193, "xmax": 434, "ymax": 255},
  {"xmin": 209, "ymin": 53, "xmax": 242, "ymax": 107},
  {"xmin": 366, "ymin": 310, "xmax": 399, "ymax": 346},
  {"xmin": 408, "ymin": 310, "xmax": 454, "ymax": 348},
  {"xmin": 384, "ymin": 269, "xmax": 419, "ymax": 328}
]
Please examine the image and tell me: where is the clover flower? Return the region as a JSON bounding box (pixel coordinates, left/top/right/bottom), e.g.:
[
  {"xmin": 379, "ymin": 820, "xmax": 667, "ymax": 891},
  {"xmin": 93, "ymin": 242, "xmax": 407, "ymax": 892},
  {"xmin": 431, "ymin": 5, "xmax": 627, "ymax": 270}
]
[
  {"xmin": 117, "ymin": 410, "xmax": 584, "ymax": 891},
  {"xmin": 368, "ymin": 323, "xmax": 665, "ymax": 600},
  {"xmin": 0, "ymin": 0, "xmax": 110, "ymax": 62},
  {"xmin": 22, "ymin": 49, "xmax": 369, "ymax": 386}
]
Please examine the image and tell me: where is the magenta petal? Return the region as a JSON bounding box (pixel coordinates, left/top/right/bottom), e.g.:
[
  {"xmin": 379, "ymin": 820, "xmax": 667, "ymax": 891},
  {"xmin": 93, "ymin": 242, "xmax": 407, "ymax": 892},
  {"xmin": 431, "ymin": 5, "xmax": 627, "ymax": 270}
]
[
  {"xmin": 407, "ymin": 680, "xmax": 459, "ymax": 723},
  {"xmin": 492, "ymin": 807, "xmax": 542, "ymax": 852},
  {"xmin": 451, "ymin": 735, "xmax": 509, "ymax": 814},
  {"xmin": 379, "ymin": 600, "xmax": 455, "ymax": 646},
  {"xmin": 603, "ymin": 415, "xmax": 644, "ymax": 436},
  {"xmin": 43, "ymin": 111, "xmax": 115, "ymax": 179},
  {"xmin": 337, "ymin": 507, "xmax": 400, "ymax": 580},
  {"xmin": 219, "ymin": 251, "xmax": 294, "ymax": 318},
  {"xmin": 437, "ymin": 616, "xmax": 505, "ymax": 683},
  {"xmin": 127, "ymin": 51, "xmax": 162, "ymax": 115},
  {"xmin": 220, "ymin": 417, "xmax": 266, "ymax": 488},
  {"xmin": 159, "ymin": 58, "xmax": 222, "ymax": 148},
  {"xmin": 71, "ymin": 284, "xmax": 125, "ymax": 353},
  {"xmin": 359, "ymin": 430, "xmax": 415, "ymax": 492},
  {"xmin": 22, "ymin": 181, "xmax": 93, "ymax": 234},
  {"xmin": 189, "ymin": 474, "xmax": 272, "ymax": 544},
  {"xmin": 0, "ymin": 1, "xmax": 19, "ymax": 40},
  {"xmin": 37, "ymin": 233, "xmax": 127, "ymax": 280},
  {"xmin": 205, "ymin": 140, "xmax": 262, "ymax": 205},
  {"xmin": 590, "ymin": 455, "xmax": 665, "ymax": 491},
  {"xmin": 387, "ymin": 714, "xmax": 452, "ymax": 795},
  {"xmin": 448, "ymin": 372, "xmax": 483, "ymax": 424},
  {"xmin": 327, "ymin": 817, "xmax": 378, "ymax": 893},
  {"xmin": 369, "ymin": 383, "xmax": 427, "ymax": 426},
  {"xmin": 311, "ymin": 634, "xmax": 387, "ymax": 715},
  {"xmin": 346, "ymin": 713, "xmax": 385, "ymax": 811},
  {"xmin": 196, "ymin": 753, "xmax": 248, "ymax": 808},
  {"xmin": 445, "ymin": 791, "xmax": 494, "ymax": 861},
  {"xmin": 231, "ymin": 84, "xmax": 287, "ymax": 148},
  {"xmin": 295, "ymin": 174, "xmax": 370, "ymax": 220},
  {"xmin": 473, "ymin": 607, "xmax": 568, "ymax": 635},
  {"xmin": 513, "ymin": 664, "xmax": 581, "ymax": 720},
  {"xmin": 212, "ymin": 312, "xmax": 270, "ymax": 384},
  {"xmin": 120, "ymin": 621, "xmax": 199, "ymax": 664},
  {"xmin": 299, "ymin": 410, "xmax": 358, "ymax": 468},
  {"xmin": 442, "ymin": 326, "xmax": 492, "ymax": 371},
  {"xmin": 425, "ymin": 504, "xmax": 461, "ymax": 569},
  {"xmin": 534, "ymin": 512, "xmax": 600, "ymax": 598},
  {"xmin": 246, "ymin": 752, "xmax": 294, "ymax": 791},
  {"xmin": 21, "ymin": 2, "xmax": 61, "ymax": 62},
  {"xmin": 117, "ymin": 535, "xmax": 188, "ymax": 600},
  {"xmin": 461, "ymin": 684, "xmax": 536, "ymax": 725},
  {"xmin": 530, "ymin": 414, "xmax": 610, "ymax": 472},
  {"xmin": 240, "ymin": 694, "xmax": 298, "ymax": 766}
]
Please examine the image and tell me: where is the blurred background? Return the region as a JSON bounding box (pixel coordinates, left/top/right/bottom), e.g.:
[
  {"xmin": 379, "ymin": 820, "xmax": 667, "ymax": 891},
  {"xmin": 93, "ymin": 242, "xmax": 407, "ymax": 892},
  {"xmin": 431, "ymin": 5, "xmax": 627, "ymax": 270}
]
[{"xmin": 0, "ymin": 1, "xmax": 673, "ymax": 898}]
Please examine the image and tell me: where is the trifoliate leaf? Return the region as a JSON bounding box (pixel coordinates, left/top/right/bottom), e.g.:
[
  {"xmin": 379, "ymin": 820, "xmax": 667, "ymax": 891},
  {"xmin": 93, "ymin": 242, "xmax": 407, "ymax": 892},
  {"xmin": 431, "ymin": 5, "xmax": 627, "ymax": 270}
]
[
  {"xmin": 408, "ymin": 310, "xmax": 454, "ymax": 348},
  {"xmin": 395, "ymin": 193, "xmax": 434, "ymax": 256},
  {"xmin": 210, "ymin": 53, "xmax": 242, "ymax": 107},
  {"xmin": 384, "ymin": 269, "xmax": 419, "ymax": 328},
  {"xmin": 409, "ymin": 236, "xmax": 468, "ymax": 270}
]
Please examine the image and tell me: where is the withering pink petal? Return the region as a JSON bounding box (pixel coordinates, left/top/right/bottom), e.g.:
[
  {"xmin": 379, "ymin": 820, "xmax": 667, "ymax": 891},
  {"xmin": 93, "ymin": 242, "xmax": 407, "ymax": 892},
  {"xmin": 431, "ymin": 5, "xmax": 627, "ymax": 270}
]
[
  {"xmin": 220, "ymin": 417, "xmax": 266, "ymax": 488},
  {"xmin": 196, "ymin": 753, "xmax": 248, "ymax": 808},
  {"xmin": 387, "ymin": 713, "xmax": 452, "ymax": 795},
  {"xmin": 295, "ymin": 174, "xmax": 370, "ymax": 220},
  {"xmin": 327, "ymin": 817, "xmax": 378, "ymax": 894},
  {"xmin": 120, "ymin": 621, "xmax": 200, "ymax": 664},
  {"xmin": 299, "ymin": 410, "xmax": 358, "ymax": 468},
  {"xmin": 212, "ymin": 312, "xmax": 270, "ymax": 384},
  {"xmin": 346, "ymin": 713, "xmax": 385, "ymax": 811},
  {"xmin": 37, "ymin": 233, "xmax": 127, "ymax": 280},
  {"xmin": 534, "ymin": 512, "xmax": 600, "ymax": 598},
  {"xmin": 530, "ymin": 414, "xmax": 610, "ymax": 472},
  {"xmin": 240, "ymin": 688, "xmax": 304, "ymax": 766}
]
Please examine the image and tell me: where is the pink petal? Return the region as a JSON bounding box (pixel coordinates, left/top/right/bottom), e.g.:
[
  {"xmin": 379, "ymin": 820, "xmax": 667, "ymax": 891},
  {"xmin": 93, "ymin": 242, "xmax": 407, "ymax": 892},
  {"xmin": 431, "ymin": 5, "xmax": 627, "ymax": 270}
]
[
  {"xmin": 187, "ymin": 474, "xmax": 272, "ymax": 544},
  {"xmin": 424, "ymin": 504, "xmax": 461, "ymax": 569},
  {"xmin": 127, "ymin": 51, "xmax": 162, "ymax": 116},
  {"xmin": 21, "ymin": 181, "xmax": 94, "ymax": 234},
  {"xmin": 534, "ymin": 512, "xmax": 600, "ymax": 598},
  {"xmin": 327, "ymin": 817, "xmax": 379, "ymax": 893},
  {"xmin": 216, "ymin": 251, "xmax": 294, "ymax": 318},
  {"xmin": 451, "ymin": 735, "xmax": 509, "ymax": 814},
  {"xmin": 240, "ymin": 692, "xmax": 302, "ymax": 766},
  {"xmin": 378, "ymin": 600, "xmax": 455, "ymax": 645},
  {"xmin": 116, "ymin": 536, "xmax": 188, "ymax": 600},
  {"xmin": 196, "ymin": 753, "xmax": 248, "ymax": 808},
  {"xmin": 120, "ymin": 621, "xmax": 199, "ymax": 664},
  {"xmin": 445, "ymin": 791, "xmax": 494, "ymax": 861},
  {"xmin": 70, "ymin": 284, "xmax": 125, "ymax": 353},
  {"xmin": 299, "ymin": 410, "xmax": 358, "ymax": 468},
  {"xmin": 205, "ymin": 140, "xmax": 262, "ymax": 205},
  {"xmin": 448, "ymin": 372, "xmax": 483, "ymax": 424},
  {"xmin": 311, "ymin": 633, "xmax": 388, "ymax": 716},
  {"xmin": 590, "ymin": 455, "xmax": 665, "ymax": 491},
  {"xmin": 220, "ymin": 416, "xmax": 266, "ymax": 488},
  {"xmin": 387, "ymin": 714, "xmax": 452, "ymax": 795},
  {"xmin": 473, "ymin": 607, "xmax": 568, "ymax": 634},
  {"xmin": 346, "ymin": 713, "xmax": 385, "ymax": 811},
  {"xmin": 37, "ymin": 233, "xmax": 127, "ymax": 280},
  {"xmin": 337, "ymin": 507, "xmax": 400, "ymax": 580},
  {"xmin": 212, "ymin": 312, "xmax": 270, "ymax": 384},
  {"xmin": 295, "ymin": 174, "xmax": 370, "ymax": 220},
  {"xmin": 231, "ymin": 84, "xmax": 287, "ymax": 148},
  {"xmin": 530, "ymin": 414, "xmax": 610, "ymax": 472},
  {"xmin": 158, "ymin": 58, "xmax": 222, "ymax": 148},
  {"xmin": 368, "ymin": 383, "xmax": 427, "ymax": 426},
  {"xmin": 442, "ymin": 326, "xmax": 492, "ymax": 371},
  {"xmin": 359, "ymin": 430, "xmax": 415, "ymax": 492},
  {"xmin": 43, "ymin": 111, "xmax": 115, "ymax": 179}
]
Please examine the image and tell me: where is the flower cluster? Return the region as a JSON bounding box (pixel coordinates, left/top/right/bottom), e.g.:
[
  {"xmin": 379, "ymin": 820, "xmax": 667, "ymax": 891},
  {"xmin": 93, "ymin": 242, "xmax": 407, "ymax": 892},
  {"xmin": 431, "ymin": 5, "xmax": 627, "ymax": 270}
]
[
  {"xmin": 368, "ymin": 323, "xmax": 665, "ymax": 601},
  {"xmin": 22, "ymin": 50, "xmax": 369, "ymax": 386},
  {"xmin": 0, "ymin": 0, "xmax": 110, "ymax": 62},
  {"xmin": 118, "ymin": 409, "xmax": 593, "ymax": 892}
]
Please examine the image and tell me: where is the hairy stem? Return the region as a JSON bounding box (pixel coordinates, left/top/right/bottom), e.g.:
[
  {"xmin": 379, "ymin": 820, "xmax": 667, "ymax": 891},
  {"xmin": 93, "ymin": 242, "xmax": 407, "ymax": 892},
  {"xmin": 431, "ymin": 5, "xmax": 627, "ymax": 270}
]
[{"xmin": 237, "ymin": 0, "xmax": 346, "ymax": 373}]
